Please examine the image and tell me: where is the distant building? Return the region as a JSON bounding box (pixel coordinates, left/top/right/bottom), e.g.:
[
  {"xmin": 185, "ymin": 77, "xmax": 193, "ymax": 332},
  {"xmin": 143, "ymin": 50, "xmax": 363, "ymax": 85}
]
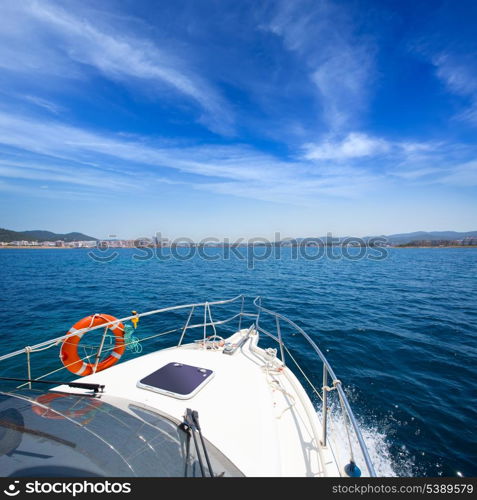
[
  {"xmin": 9, "ymin": 240, "xmax": 31, "ymax": 246},
  {"xmin": 72, "ymin": 241, "xmax": 94, "ymax": 248},
  {"xmin": 155, "ymin": 237, "xmax": 170, "ymax": 247}
]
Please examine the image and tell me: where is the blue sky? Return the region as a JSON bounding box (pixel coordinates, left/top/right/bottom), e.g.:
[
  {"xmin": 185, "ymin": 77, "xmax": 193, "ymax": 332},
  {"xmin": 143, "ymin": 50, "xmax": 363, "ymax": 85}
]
[{"xmin": 0, "ymin": 0, "xmax": 476, "ymax": 239}]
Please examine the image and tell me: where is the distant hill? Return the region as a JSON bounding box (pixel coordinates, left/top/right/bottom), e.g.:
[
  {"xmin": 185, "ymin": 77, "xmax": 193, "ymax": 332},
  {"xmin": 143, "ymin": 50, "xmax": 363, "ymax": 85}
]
[
  {"xmin": 384, "ymin": 231, "xmax": 477, "ymax": 244},
  {"xmin": 22, "ymin": 230, "xmax": 97, "ymax": 242},
  {"xmin": 281, "ymin": 231, "xmax": 477, "ymax": 246},
  {"xmin": 0, "ymin": 228, "xmax": 97, "ymax": 242}
]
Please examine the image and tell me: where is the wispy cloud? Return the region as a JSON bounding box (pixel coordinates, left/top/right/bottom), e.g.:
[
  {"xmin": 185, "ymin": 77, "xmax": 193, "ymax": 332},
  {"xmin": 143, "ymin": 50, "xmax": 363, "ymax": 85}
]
[
  {"xmin": 303, "ymin": 130, "xmax": 477, "ymax": 189},
  {"xmin": 302, "ymin": 133, "xmax": 442, "ymax": 166},
  {"xmin": 265, "ymin": 0, "xmax": 375, "ymax": 131},
  {"xmin": 0, "ymin": 112, "xmax": 276, "ymax": 183},
  {"xmin": 195, "ymin": 172, "xmax": 380, "ymax": 205},
  {"xmin": 0, "ymin": 0, "xmax": 234, "ymax": 134},
  {"xmin": 431, "ymin": 52, "xmax": 477, "ymax": 126},
  {"xmin": 0, "ymin": 159, "xmax": 137, "ymax": 191},
  {"xmin": 0, "ymin": 110, "xmax": 384, "ymax": 203},
  {"xmin": 303, "ymin": 133, "xmax": 390, "ymax": 161},
  {"xmin": 436, "ymin": 160, "xmax": 477, "ymax": 186},
  {"xmin": 21, "ymin": 95, "xmax": 64, "ymax": 114},
  {"xmin": 1, "ymin": 110, "xmax": 476, "ymax": 208},
  {"xmin": 391, "ymin": 167, "xmax": 441, "ymax": 180}
]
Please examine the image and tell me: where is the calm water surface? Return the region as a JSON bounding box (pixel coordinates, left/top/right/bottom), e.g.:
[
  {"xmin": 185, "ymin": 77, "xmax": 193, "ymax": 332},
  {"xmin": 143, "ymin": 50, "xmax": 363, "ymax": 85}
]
[{"xmin": 0, "ymin": 247, "xmax": 476, "ymax": 477}]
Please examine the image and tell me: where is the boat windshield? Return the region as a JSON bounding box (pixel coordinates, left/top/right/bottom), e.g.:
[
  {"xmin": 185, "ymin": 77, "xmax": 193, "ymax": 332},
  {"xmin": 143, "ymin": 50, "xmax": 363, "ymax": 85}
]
[{"xmin": 0, "ymin": 391, "xmax": 243, "ymax": 477}]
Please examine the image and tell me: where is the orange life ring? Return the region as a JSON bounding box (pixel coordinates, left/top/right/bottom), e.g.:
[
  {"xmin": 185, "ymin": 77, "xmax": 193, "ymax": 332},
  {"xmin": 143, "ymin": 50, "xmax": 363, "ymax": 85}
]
[
  {"xmin": 60, "ymin": 314, "xmax": 125, "ymax": 376},
  {"xmin": 32, "ymin": 393, "xmax": 101, "ymax": 420}
]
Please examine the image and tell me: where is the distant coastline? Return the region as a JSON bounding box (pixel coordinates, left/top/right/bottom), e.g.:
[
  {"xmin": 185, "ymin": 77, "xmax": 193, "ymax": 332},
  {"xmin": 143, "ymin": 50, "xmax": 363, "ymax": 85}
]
[
  {"xmin": 2, "ymin": 244, "xmax": 477, "ymax": 250},
  {"xmin": 0, "ymin": 246, "xmax": 75, "ymax": 249},
  {"xmin": 393, "ymin": 245, "xmax": 477, "ymax": 249},
  {"xmin": 1, "ymin": 227, "xmax": 477, "ymax": 249}
]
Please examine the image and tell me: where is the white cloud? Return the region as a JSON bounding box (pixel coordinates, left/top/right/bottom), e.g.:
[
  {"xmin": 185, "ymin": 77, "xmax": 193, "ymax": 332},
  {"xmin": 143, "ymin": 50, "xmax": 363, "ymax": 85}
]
[
  {"xmin": 0, "ymin": 0, "xmax": 233, "ymax": 134},
  {"xmin": 304, "ymin": 133, "xmax": 390, "ymax": 161},
  {"xmin": 303, "ymin": 131, "xmax": 477, "ymax": 191},
  {"xmin": 302, "ymin": 133, "xmax": 448, "ymax": 170},
  {"xmin": 195, "ymin": 173, "xmax": 379, "ymax": 205},
  {"xmin": 0, "ymin": 110, "xmax": 381, "ymax": 203},
  {"xmin": 391, "ymin": 167, "xmax": 441, "ymax": 180},
  {"xmin": 22, "ymin": 95, "xmax": 64, "ymax": 114},
  {"xmin": 433, "ymin": 53, "xmax": 477, "ymax": 96},
  {"xmin": 0, "ymin": 110, "xmax": 475, "ymax": 207},
  {"xmin": 0, "ymin": 110, "xmax": 297, "ymax": 183},
  {"xmin": 0, "ymin": 160, "xmax": 135, "ymax": 191},
  {"xmin": 310, "ymin": 50, "xmax": 372, "ymax": 131},
  {"xmin": 266, "ymin": 0, "xmax": 375, "ymax": 130},
  {"xmin": 436, "ymin": 160, "xmax": 477, "ymax": 186},
  {"xmin": 431, "ymin": 52, "xmax": 477, "ymax": 126}
]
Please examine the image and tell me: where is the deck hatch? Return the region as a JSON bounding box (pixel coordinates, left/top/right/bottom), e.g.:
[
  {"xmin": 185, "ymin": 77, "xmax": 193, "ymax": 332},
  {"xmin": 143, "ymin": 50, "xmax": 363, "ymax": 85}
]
[{"xmin": 137, "ymin": 362, "xmax": 214, "ymax": 399}]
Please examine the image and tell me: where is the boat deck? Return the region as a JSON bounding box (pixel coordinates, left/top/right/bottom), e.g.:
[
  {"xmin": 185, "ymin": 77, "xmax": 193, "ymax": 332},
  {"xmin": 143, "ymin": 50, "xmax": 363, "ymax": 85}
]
[{"xmin": 55, "ymin": 329, "xmax": 340, "ymax": 477}]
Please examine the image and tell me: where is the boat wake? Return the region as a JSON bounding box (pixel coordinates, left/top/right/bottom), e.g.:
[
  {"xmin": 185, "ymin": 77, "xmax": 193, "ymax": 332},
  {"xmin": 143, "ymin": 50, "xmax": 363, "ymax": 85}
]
[{"xmin": 316, "ymin": 407, "xmax": 415, "ymax": 477}]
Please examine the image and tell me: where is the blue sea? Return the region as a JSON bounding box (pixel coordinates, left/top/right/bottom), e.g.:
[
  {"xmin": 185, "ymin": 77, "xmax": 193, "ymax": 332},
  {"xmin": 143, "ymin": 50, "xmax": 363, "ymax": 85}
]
[{"xmin": 0, "ymin": 247, "xmax": 476, "ymax": 477}]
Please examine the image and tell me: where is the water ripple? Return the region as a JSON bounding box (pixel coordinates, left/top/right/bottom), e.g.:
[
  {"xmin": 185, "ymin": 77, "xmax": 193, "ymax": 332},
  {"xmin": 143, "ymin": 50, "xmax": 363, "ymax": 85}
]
[{"xmin": 0, "ymin": 247, "xmax": 476, "ymax": 476}]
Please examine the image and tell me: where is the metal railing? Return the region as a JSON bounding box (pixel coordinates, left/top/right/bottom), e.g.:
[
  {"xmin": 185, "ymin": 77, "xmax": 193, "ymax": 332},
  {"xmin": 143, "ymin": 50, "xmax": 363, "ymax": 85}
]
[
  {"xmin": 0, "ymin": 295, "xmax": 247, "ymax": 389},
  {"xmin": 0, "ymin": 294, "xmax": 375, "ymax": 476},
  {"xmin": 253, "ymin": 297, "xmax": 376, "ymax": 477}
]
